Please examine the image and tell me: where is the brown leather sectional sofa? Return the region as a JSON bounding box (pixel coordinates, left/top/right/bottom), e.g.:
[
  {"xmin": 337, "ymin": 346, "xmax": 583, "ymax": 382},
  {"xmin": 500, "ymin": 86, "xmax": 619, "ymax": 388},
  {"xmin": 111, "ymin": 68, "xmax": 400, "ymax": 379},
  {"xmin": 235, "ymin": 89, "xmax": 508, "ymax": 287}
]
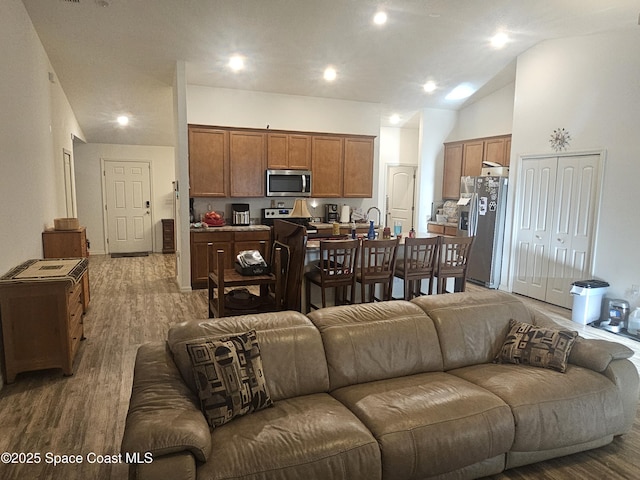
[{"xmin": 121, "ymin": 290, "xmax": 639, "ymax": 480}]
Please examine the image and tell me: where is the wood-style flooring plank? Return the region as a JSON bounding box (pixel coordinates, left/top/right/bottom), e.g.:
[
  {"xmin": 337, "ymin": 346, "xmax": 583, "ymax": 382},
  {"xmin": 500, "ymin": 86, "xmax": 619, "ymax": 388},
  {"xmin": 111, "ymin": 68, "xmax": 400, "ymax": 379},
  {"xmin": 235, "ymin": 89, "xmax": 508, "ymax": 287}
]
[{"xmin": 0, "ymin": 254, "xmax": 637, "ymax": 479}]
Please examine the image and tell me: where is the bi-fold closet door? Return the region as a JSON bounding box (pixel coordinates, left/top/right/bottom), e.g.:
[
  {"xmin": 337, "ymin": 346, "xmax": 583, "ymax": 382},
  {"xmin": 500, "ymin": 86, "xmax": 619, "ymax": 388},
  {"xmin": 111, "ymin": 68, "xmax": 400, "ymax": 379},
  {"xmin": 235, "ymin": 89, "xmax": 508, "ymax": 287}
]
[{"xmin": 513, "ymin": 154, "xmax": 601, "ymax": 308}]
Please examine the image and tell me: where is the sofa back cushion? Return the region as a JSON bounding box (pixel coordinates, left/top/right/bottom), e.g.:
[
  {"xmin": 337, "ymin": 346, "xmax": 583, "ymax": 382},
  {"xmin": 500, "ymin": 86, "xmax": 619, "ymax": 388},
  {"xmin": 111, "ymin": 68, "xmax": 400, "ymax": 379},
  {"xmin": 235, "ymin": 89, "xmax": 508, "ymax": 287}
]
[
  {"xmin": 308, "ymin": 301, "xmax": 443, "ymax": 390},
  {"xmin": 412, "ymin": 291, "xmax": 533, "ymax": 371},
  {"xmin": 168, "ymin": 311, "xmax": 329, "ymax": 402}
]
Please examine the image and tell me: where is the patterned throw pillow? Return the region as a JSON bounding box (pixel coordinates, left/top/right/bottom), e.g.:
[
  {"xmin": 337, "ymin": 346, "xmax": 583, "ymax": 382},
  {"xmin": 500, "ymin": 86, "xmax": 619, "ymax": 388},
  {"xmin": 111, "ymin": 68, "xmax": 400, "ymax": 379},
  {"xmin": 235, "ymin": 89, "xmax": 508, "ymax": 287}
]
[
  {"xmin": 495, "ymin": 319, "xmax": 578, "ymax": 373},
  {"xmin": 186, "ymin": 330, "xmax": 273, "ymax": 428}
]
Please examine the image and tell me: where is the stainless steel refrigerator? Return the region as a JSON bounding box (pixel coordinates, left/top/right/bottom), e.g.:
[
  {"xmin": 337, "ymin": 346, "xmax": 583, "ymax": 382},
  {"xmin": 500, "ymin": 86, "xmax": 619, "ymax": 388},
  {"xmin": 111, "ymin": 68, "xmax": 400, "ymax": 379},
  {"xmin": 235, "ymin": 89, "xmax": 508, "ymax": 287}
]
[{"xmin": 457, "ymin": 175, "xmax": 508, "ymax": 289}]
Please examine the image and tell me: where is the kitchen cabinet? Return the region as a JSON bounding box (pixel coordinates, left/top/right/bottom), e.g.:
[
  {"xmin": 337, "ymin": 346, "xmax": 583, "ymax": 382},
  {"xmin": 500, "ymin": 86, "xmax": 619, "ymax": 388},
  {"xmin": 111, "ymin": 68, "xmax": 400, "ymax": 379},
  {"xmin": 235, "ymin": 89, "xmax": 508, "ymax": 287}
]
[
  {"xmin": 443, "ymin": 134, "xmax": 511, "ymax": 198},
  {"xmin": 188, "ymin": 126, "xmax": 229, "ymax": 197},
  {"xmin": 443, "ymin": 143, "xmax": 463, "ymax": 199},
  {"xmin": 267, "ymin": 133, "xmax": 312, "ymax": 170},
  {"xmin": 343, "ymin": 137, "xmax": 374, "ymax": 198},
  {"xmin": 312, "ymin": 136, "xmax": 344, "ymax": 198},
  {"xmin": 229, "ymin": 131, "xmax": 266, "ymax": 197},
  {"xmin": 189, "ymin": 125, "xmax": 375, "ymax": 199},
  {"xmin": 190, "ymin": 228, "xmax": 271, "ymax": 289},
  {"xmin": 462, "ymin": 140, "xmax": 484, "ymax": 177},
  {"xmin": 427, "ymin": 223, "xmax": 458, "ymax": 236}
]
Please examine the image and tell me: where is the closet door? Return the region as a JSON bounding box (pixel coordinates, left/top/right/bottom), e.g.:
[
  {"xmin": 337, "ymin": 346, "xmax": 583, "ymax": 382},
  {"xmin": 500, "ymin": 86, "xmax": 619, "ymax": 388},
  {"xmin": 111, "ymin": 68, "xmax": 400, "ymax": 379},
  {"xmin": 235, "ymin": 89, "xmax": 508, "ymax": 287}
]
[
  {"xmin": 545, "ymin": 155, "xmax": 599, "ymax": 308},
  {"xmin": 513, "ymin": 157, "xmax": 557, "ymax": 300},
  {"xmin": 513, "ymin": 154, "xmax": 600, "ymax": 308}
]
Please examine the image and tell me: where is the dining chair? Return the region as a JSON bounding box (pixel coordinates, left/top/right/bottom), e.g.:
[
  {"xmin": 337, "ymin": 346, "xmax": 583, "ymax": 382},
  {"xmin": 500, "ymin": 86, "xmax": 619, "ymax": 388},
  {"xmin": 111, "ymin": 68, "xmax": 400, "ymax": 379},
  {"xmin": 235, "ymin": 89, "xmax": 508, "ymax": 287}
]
[
  {"xmin": 305, "ymin": 238, "xmax": 360, "ymax": 312},
  {"xmin": 435, "ymin": 236, "xmax": 474, "ymax": 294},
  {"xmin": 394, "ymin": 236, "xmax": 440, "ymax": 300},
  {"xmin": 356, "ymin": 237, "xmax": 399, "ymax": 303}
]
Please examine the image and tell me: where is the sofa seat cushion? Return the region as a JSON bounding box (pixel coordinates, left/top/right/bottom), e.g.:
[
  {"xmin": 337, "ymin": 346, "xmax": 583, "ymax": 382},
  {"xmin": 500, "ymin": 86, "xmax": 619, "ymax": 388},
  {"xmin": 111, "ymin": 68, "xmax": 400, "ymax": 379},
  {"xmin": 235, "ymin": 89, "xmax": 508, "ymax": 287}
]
[
  {"xmin": 197, "ymin": 393, "xmax": 380, "ymax": 480},
  {"xmin": 451, "ymin": 363, "xmax": 626, "ymax": 452},
  {"xmin": 331, "ymin": 372, "xmax": 514, "ymax": 479}
]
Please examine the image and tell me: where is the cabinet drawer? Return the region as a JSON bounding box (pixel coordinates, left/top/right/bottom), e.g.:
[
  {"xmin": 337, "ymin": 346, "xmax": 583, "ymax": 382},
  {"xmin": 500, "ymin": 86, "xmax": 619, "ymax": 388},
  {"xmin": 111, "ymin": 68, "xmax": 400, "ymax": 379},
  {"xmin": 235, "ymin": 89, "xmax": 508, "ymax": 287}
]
[
  {"xmin": 234, "ymin": 231, "xmax": 270, "ymax": 242},
  {"xmin": 68, "ymin": 300, "xmax": 84, "ymax": 332},
  {"xmin": 427, "ymin": 223, "xmax": 445, "ymax": 234},
  {"xmin": 444, "ymin": 226, "xmax": 458, "ymax": 236},
  {"xmin": 68, "ymin": 282, "xmax": 83, "ymax": 309},
  {"xmin": 68, "ymin": 313, "xmax": 83, "ymax": 360}
]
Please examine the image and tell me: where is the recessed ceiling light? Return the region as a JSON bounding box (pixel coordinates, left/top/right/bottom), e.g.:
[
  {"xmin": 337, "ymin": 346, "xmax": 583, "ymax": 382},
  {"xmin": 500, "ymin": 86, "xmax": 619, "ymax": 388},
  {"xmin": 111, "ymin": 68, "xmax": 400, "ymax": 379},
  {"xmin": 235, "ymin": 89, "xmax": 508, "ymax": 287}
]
[
  {"xmin": 423, "ymin": 81, "xmax": 437, "ymax": 93},
  {"xmin": 228, "ymin": 55, "xmax": 245, "ymax": 72},
  {"xmin": 117, "ymin": 115, "xmax": 129, "ymax": 126},
  {"xmin": 373, "ymin": 11, "xmax": 388, "ymax": 25},
  {"xmin": 324, "ymin": 66, "xmax": 337, "ymax": 82},
  {"xmin": 445, "ymin": 84, "xmax": 475, "ymax": 100},
  {"xmin": 490, "ymin": 32, "xmax": 509, "ymax": 48},
  {"xmin": 389, "ymin": 114, "xmax": 400, "ymax": 124}
]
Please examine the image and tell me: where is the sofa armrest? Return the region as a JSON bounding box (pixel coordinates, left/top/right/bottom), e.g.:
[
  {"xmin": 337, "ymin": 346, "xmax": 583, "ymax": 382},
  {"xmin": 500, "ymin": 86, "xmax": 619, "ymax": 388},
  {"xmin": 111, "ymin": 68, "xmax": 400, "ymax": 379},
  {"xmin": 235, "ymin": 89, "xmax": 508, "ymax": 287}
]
[
  {"xmin": 121, "ymin": 342, "xmax": 211, "ymax": 466},
  {"xmin": 569, "ymin": 338, "xmax": 634, "ymax": 372}
]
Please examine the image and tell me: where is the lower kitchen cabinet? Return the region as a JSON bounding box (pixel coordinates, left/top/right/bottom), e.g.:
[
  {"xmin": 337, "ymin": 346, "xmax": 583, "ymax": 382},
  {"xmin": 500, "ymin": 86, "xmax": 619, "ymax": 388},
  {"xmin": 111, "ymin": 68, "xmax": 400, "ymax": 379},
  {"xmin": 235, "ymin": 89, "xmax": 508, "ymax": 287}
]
[{"xmin": 190, "ymin": 228, "xmax": 271, "ymax": 289}]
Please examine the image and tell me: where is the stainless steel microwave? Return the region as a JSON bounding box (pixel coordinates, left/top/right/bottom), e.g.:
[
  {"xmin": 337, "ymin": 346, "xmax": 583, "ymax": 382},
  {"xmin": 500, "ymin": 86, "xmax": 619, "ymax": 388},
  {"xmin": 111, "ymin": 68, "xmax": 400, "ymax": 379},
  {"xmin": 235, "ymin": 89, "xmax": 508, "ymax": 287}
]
[{"xmin": 266, "ymin": 169, "xmax": 312, "ymax": 197}]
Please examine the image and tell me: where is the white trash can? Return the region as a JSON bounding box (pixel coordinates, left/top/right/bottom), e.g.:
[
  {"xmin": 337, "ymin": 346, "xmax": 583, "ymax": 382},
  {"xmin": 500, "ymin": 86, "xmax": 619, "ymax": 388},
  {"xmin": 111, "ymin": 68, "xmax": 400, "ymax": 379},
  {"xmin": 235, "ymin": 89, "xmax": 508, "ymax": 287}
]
[{"xmin": 570, "ymin": 279, "xmax": 609, "ymax": 324}]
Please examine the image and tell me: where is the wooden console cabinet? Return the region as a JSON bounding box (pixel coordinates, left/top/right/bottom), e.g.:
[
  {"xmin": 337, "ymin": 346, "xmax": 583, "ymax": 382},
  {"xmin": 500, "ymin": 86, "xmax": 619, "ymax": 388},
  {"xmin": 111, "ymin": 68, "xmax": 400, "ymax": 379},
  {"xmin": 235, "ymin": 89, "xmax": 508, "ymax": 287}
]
[
  {"xmin": 42, "ymin": 227, "xmax": 90, "ymax": 309},
  {"xmin": 162, "ymin": 219, "xmax": 176, "ymax": 253},
  {"xmin": 0, "ymin": 259, "xmax": 88, "ymax": 383}
]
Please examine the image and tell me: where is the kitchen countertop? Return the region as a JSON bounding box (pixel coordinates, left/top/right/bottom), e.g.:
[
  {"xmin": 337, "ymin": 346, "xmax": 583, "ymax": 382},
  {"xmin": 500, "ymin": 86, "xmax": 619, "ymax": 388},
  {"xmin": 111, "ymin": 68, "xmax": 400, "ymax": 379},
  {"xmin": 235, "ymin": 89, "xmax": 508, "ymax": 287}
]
[{"xmin": 190, "ymin": 224, "xmax": 270, "ymax": 232}]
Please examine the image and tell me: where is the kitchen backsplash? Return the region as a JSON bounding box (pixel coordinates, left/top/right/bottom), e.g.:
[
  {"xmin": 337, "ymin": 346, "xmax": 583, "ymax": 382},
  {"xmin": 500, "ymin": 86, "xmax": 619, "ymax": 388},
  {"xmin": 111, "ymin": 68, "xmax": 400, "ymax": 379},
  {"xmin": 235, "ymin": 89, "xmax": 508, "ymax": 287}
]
[{"xmin": 191, "ymin": 197, "xmax": 375, "ymax": 224}]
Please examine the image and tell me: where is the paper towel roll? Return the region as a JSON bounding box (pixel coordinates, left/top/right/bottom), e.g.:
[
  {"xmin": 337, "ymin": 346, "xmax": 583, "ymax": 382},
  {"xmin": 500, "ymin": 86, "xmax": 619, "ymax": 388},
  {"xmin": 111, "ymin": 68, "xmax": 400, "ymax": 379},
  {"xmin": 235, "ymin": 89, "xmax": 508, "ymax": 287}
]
[{"xmin": 340, "ymin": 205, "xmax": 350, "ymax": 223}]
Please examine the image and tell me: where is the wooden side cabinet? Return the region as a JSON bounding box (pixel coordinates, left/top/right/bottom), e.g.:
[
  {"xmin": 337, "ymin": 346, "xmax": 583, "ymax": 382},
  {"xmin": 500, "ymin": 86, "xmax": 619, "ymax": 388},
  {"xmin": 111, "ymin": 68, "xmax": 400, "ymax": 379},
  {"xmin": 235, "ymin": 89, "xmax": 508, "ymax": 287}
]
[
  {"xmin": 42, "ymin": 227, "xmax": 90, "ymax": 309},
  {"xmin": 162, "ymin": 219, "xmax": 175, "ymax": 253},
  {"xmin": 0, "ymin": 260, "xmax": 87, "ymax": 383}
]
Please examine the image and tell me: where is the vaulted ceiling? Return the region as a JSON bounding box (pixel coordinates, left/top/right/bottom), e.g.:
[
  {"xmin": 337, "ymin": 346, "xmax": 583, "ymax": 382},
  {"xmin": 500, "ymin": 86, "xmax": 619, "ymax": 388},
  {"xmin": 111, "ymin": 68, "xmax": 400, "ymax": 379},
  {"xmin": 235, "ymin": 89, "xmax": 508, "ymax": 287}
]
[{"xmin": 22, "ymin": 0, "xmax": 640, "ymax": 146}]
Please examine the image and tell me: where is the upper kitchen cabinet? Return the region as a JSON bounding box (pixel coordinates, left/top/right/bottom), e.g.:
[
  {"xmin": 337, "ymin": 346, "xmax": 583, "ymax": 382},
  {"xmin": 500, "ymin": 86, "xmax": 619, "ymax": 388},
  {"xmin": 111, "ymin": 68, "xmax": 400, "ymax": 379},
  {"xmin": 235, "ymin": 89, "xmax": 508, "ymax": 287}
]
[
  {"xmin": 443, "ymin": 142, "xmax": 463, "ymax": 199},
  {"xmin": 267, "ymin": 133, "xmax": 312, "ymax": 170},
  {"xmin": 462, "ymin": 140, "xmax": 484, "ymax": 177},
  {"xmin": 312, "ymin": 136, "xmax": 344, "ymax": 198},
  {"xmin": 229, "ymin": 131, "xmax": 266, "ymax": 197},
  {"xmin": 343, "ymin": 136, "xmax": 375, "ymax": 198},
  {"xmin": 443, "ymin": 134, "xmax": 511, "ymax": 199},
  {"xmin": 188, "ymin": 126, "xmax": 229, "ymax": 197}
]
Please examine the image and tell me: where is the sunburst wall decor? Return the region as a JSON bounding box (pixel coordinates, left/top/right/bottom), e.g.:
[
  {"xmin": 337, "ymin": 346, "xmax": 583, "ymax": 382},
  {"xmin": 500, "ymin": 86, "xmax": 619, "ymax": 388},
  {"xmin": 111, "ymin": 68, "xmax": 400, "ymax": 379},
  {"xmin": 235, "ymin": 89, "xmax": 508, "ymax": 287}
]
[{"xmin": 550, "ymin": 128, "xmax": 571, "ymax": 152}]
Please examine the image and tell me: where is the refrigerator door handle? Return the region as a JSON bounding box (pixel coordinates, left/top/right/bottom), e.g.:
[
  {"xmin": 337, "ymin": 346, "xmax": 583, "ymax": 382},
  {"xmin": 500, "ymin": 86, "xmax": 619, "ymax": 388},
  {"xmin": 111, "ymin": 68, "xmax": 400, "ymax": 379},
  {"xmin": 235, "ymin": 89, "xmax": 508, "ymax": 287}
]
[{"xmin": 469, "ymin": 193, "xmax": 479, "ymax": 236}]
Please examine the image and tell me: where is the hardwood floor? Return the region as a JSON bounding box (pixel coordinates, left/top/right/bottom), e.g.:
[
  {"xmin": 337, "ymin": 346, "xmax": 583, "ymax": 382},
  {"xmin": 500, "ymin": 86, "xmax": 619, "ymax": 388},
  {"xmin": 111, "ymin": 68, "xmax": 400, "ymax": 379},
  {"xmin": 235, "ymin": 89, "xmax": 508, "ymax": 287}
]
[{"xmin": 0, "ymin": 254, "xmax": 637, "ymax": 479}]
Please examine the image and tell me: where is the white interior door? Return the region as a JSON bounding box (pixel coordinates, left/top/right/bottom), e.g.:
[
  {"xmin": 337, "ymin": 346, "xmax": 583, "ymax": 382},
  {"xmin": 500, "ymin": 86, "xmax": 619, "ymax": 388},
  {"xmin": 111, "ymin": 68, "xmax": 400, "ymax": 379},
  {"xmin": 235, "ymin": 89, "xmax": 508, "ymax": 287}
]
[
  {"xmin": 545, "ymin": 155, "xmax": 599, "ymax": 308},
  {"xmin": 104, "ymin": 160, "xmax": 153, "ymax": 254},
  {"xmin": 387, "ymin": 165, "xmax": 416, "ymax": 233},
  {"xmin": 63, "ymin": 149, "xmax": 76, "ymax": 217},
  {"xmin": 513, "ymin": 157, "xmax": 556, "ymax": 300},
  {"xmin": 513, "ymin": 154, "xmax": 600, "ymax": 308}
]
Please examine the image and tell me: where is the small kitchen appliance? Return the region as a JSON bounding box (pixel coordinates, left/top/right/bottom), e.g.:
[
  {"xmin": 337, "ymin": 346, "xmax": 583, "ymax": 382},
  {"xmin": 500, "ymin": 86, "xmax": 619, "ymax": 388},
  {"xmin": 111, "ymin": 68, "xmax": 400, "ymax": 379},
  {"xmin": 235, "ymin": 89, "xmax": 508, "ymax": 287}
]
[
  {"xmin": 231, "ymin": 203, "xmax": 250, "ymax": 226},
  {"xmin": 600, "ymin": 298, "xmax": 630, "ymax": 333},
  {"xmin": 266, "ymin": 169, "xmax": 312, "ymax": 197},
  {"xmin": 325, "ymin": 204, "xmax": 339, "ymax": 222}
]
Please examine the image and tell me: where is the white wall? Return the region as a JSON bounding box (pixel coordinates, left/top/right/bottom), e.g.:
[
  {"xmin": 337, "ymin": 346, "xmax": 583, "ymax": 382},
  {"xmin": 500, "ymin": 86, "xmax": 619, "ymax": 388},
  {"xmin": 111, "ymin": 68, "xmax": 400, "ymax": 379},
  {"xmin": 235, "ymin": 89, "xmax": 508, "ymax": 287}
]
[
  {"xmin": 0, "ymin": 0, "xmax": 84, "ymax": 273},
  {"xmin": 74, "ymin": 143, "xmax": 175, "ymax": 254},
  {"xmin": 509, "ymin": 30, "xmax": 640, "ymax": 298},
  {"xmin": 418, "ymin": 108, "xmax": 458, "ymax": 232},
  {"xmin": 448, "ymin": 83, "xmax": 515, "ymax": 142},
  {"xmin": 0, "ymin": 0, "xmax": 85, "ymax": 388}
]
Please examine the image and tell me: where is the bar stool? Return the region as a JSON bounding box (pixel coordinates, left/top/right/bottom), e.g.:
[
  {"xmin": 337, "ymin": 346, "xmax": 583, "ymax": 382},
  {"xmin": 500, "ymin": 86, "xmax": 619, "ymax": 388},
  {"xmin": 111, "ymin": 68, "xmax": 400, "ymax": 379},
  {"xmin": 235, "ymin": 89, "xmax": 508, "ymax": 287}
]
[
  {"xmin": 435, "ymin": 236, "xmax": 474, "ymax": 294},
  {"xmin": 394, "ymin": 236, "xmax": 440, "ymax": 300},
  {"xmin": 356, "ymin": 238, "xmax": 399, "ymax": 303},
  {"xmin": 305, "ymin": 238, "xmax": 360, "ymax": 312}
]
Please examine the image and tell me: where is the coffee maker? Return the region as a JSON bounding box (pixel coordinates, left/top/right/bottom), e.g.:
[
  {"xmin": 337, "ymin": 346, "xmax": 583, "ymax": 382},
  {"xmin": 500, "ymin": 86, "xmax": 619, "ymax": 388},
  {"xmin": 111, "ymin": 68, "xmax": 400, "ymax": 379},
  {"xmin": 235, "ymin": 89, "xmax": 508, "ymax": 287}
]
[
  {"xmin": 231, "ymin": 203, "xmax": 250, "ymax": 226},
  {"xmin": 325, "ymin": 204, "xmax": 339, "ymax": 223}
]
